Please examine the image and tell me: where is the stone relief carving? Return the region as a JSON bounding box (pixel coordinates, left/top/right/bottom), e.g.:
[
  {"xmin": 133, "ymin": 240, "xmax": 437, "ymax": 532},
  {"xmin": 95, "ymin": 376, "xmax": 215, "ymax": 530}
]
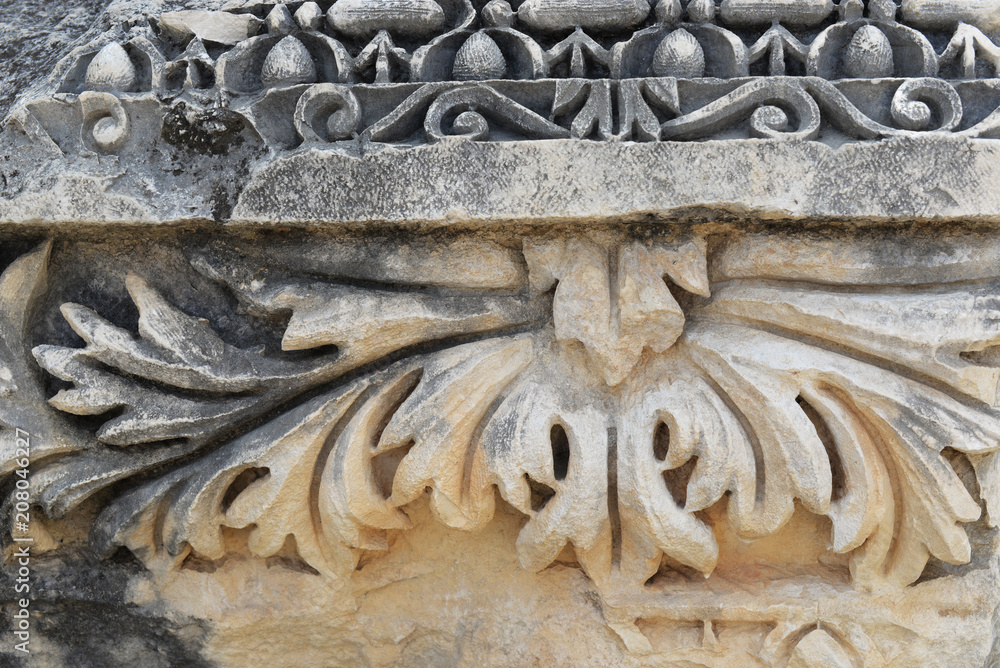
[
  {"xmin": 14, "ymin": 0, "xmax": 1000, "ymax": 154},
  {"xmin": 2, "ymin": 2, "xmax": 1000, "ymax": 665},
  {"xmin": 3, "ymin": 226, "xmax": 998, "ymax": 663},
  {"xmin": 3, "ymin": 227, "xmax": 998, "ymax": 601}
]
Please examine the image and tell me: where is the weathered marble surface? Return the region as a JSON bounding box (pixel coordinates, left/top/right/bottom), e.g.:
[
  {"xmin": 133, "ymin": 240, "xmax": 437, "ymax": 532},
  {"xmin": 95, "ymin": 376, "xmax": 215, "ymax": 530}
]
[{"xmin": 1, "ymin": 1, "xmax": 1000, "ymax": 667}]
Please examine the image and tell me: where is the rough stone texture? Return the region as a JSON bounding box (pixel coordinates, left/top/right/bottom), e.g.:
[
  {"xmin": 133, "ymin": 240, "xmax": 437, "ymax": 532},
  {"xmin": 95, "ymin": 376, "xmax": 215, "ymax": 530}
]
[
  {"xmin": 0, "ymin": 0, "xmax": 113, "ymax": 122},
  {"xmin": 7, "ymin": 137, "xmax": 1000, "ymax": 227},
  {"xmin": 0, "ymin": 0, "xmax": 238, "ymax": 122},
  {"xmin": 2, "ymin": 1, "xmax": 1000, "ymax": 666},
  {"xmin": 0, "ymin": 223, "xmax": 997, "ymax": 667}
]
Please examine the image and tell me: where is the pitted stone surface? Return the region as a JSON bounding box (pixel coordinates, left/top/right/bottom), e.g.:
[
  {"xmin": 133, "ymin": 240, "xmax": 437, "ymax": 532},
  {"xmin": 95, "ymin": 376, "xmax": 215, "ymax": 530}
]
[{"xmin": 2, "ymin": 2, "xmax": 1000, "ymax": 667}]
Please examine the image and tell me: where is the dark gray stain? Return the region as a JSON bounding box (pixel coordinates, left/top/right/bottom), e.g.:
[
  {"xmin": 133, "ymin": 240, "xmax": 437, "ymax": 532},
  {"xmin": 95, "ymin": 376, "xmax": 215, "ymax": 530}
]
[
  {"xmin": 161, "ymin": 102, "xmax": 247, "ymax": 157},
  {"xmin": 0, "ymin": 548, "xmax": 210, "ymax": 667}
]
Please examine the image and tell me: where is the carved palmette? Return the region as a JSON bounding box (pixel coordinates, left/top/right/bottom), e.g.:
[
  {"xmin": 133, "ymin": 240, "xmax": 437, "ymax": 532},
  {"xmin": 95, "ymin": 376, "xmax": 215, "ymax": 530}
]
[{"xmin": 3, "ymin": 229, "xmax": 999, "ymax": 591}]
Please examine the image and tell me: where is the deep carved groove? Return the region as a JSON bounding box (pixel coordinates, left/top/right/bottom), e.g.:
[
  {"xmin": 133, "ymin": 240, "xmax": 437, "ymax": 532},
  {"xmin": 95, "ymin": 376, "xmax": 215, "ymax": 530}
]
[
  {"xmin": 373, "ymin": 441, "xmax": 415, "ymax": 501},
  {"xmin": 697, "ymin": 369, "xmax": 768, "ymax": 504},
  {"xmin": 308, "ymin": 382, "xmax": 386, "ymax": 545},
  {"xmin": 369, "ymin": 370, "xmax": 423, "ymax": 500},
  {"xmin": 221, "ymin": 467, "xmax": 269, "ymax": 513},
  {"xmin": 265, "ymin": 536, "xmax": 321, "ymax": 575},
  {"xmin": 663, "ymin": 459, "xmax": 697, "ymax": 509},
  {"xmin": 526, "ymin": 474, "xmax": 555, "ymax": 512},
  {"xmin": 608, "ymin": 426, "xmax": 622, "ymax": 567},
  {"xmin": 181, "ymin": 552, "xmax": 220, "ymax": 573},
  {"xmin": 663, "ymin": 275, "xmax": 697, "ymax": 313},
  {"xmin": 654, "ymin": 419, "xmax": 696, "ymax": 507},
  {"xmin": 609, "ymin": 245, "xmax": 620, "ymax": 336},
  {"xmin": 961, "ymin": 345, "xmax": 1000, "ymax": 367},
  {"xmin": 372, "ymin": 370, "xmax": 424, "ymax": 449},
  {"xmin": 551, "ymin": 423, "xmax": 570, "ymax": 481},
  {"xmin": 653, "ymin": 421, "xmax": 670, "ymax": 462},
  {"xmin": 797, "ymin": 395, "xmax": 847, "ymax": 502}
]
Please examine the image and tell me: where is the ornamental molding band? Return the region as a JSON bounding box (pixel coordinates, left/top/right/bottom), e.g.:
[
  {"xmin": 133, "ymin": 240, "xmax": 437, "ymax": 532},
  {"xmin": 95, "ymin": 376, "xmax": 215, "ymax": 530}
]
[
  {"xmin": 19, "ymin": 0, "xmax": 1000, "ymax": 152},
  {"xmin": 1, "ymin": 1, "xmax": 1000, "ymax": 667}
]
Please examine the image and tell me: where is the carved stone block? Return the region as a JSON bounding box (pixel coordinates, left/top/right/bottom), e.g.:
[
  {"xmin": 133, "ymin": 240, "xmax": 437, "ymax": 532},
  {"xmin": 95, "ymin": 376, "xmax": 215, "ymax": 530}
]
[{"xmin": 0, "ymin": 0, "xmax": 999, "ymax": 666}]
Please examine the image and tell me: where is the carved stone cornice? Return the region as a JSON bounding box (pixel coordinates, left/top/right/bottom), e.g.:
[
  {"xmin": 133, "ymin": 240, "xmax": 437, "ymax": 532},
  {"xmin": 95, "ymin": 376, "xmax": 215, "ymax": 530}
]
[
  {"xmin": 2, "ymin": 3, "xmax": 1000, "ymax": 666},
  {"xmin": 9, "ymin": 2, "xmax": 1000, "ymax": 228}
]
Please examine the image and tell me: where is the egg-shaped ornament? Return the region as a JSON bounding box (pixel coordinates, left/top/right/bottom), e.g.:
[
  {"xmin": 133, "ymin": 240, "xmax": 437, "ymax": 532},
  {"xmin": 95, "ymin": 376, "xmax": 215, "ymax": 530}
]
[
  {"xmin": 453, "ymin": 33, "xmax": 507, "ymax": 81},
  {"xmin": 85, "ymin": 43, "xmax": 139, "ymax": 92},
  {"xmin": 652, "ymin": 29, "xmax": 706, "ymax": 78},
  {"xmin": 844, "ymin": 25, "xmax": 894, "ymax": 79},
  {"xmin": 261, "ymin": 36, "xmax": 317, "ymax": 87}
]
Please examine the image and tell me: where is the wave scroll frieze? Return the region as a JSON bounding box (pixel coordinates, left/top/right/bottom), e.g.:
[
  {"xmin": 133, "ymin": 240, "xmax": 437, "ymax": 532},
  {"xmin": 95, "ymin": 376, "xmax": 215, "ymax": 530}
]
[{"xmin": 15, "ymin": 0, "xmax": 1000, "ymax": 151}]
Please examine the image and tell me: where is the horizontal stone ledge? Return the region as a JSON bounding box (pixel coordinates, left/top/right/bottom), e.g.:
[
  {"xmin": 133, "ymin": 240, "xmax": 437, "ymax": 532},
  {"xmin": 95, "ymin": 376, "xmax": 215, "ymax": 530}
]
[{"xmin": 2, "ymin": 135, "xmax": 1000, "ymax": 227}]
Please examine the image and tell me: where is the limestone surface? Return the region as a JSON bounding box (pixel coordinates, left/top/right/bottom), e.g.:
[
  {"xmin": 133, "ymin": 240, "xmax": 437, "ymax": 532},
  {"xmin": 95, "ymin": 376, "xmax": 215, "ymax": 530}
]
[{"xmin": 1, "ymin": 1, "xmax": 1000, "ymax": 667}]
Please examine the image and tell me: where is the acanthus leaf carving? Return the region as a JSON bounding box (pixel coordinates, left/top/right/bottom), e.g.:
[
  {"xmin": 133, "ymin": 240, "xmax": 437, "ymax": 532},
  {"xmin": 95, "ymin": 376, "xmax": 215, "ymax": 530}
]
[
  {"xmin": 32, "ymin": 272, "xmax": 341, "ymax": 446},
  {"xmin": 7, "ymin": 228, "xmax": 1000, "ymax": 595},
  {"xmin": 684, "ymin": 322, "xmax": 995, "ymax": 587},
  {"xmin": 0, "ymin": 242, "xmax": 92, "ymax": 479},
  {"xmin": 481, "ymin": 367, "xmax": 614, "ymax": 580},
  {"xmin": 89, "ymin": 379, "xmax": 368, "ymax": 574},
  {"xmin": 374, "ymin": 338, "xmax": 533, "ymax": 528},
  {"xmin": 524, "ymin": 235, "xmax": 709, "ymax": 385}
]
